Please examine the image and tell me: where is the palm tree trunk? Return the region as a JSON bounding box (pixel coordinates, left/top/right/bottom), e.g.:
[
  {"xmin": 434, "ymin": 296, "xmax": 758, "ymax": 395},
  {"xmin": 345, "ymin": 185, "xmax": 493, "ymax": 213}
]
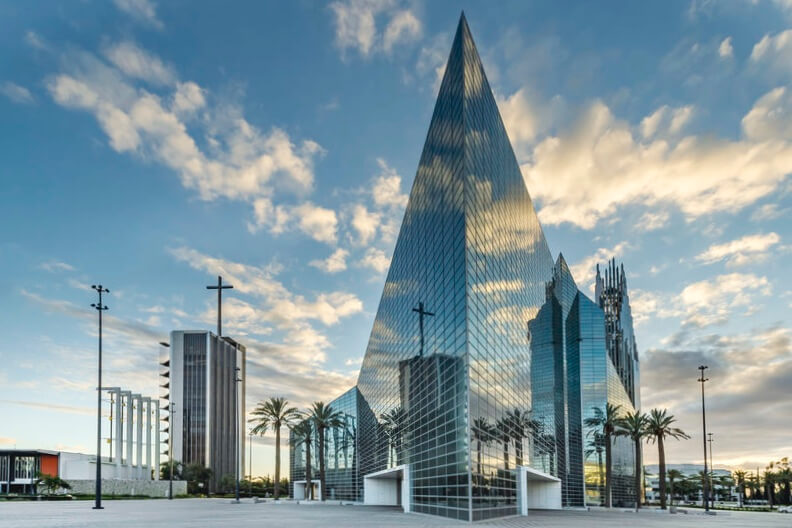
[
  {"xmin": 634, "ymin": 439, "xmax": 642, "ymax": 511},
  {"xmin": 669, "ymin": 478, "xmax": 675, "ymax": 507},
  {"xmin": 319, "ymin": 426, "xmax": 326, "ymax": 501},
  {"xmin": 605, "ymin": 433, "xmax": 612, "ymax": 508},
  {"xmin": 658, "ymin": 435, "xmax": 667, "ymax": 509},
  {"xmin": 515, "ymin": 438, "xmax": 523, "ymax": 467},
  {"xmin": 305, "ymin": 442, "xmax": 312, "ymax": 500},
  {"xmin": 597, "ymin": 450, "xmax": 604, "ymax": 502},
  {"xmin": 477, "ymin": 441, "xmax": 482, "ymax": 482},
  {"xmin": 274, "ymin": 425, "xmax": 281, "ymax": 499}
]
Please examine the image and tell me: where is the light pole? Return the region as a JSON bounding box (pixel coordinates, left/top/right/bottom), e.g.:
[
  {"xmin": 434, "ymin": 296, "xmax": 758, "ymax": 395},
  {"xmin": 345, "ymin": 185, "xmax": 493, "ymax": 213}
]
[
  {"xmin": 233, "ymin": 366, "xmax": 242, "ymax": 503},
  {"xmin": 91, "ymin": 284, "xmax": 109, "ymax": 511},
  {"xmin": 708, "ymin": 433, "xmax": 715, "ymax": 507},
  {"xmin": 249, "ymin": 429, "xmax": 253, "ymax": 497},
  {"xmin": 168, "ymin": 401, "xmax": 175, "ymax": 500},
  {"xmin": 698, "ymin": 365, "xmax": 709, "ymax": 512}
]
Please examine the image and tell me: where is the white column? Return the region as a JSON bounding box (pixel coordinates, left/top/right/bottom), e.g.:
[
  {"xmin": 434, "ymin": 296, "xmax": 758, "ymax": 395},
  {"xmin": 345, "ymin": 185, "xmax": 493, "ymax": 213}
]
[
  {"xmin": 125, "ymin": 391, "xmax": 133, "ymax": 476},
  {"xmin": 145, "ymin": 398, "xmax": 152, "ymax": 480},
  {"xmin": 135, "ymin": 394, "xmax": 143, "ymax": 478},
  {"xmin": 114, "ymin": 389, "xmax": 123, "ymax": 473},
  {"xmin": 154, "ymin": 404, "xmax": 160, "ymax": 481}
]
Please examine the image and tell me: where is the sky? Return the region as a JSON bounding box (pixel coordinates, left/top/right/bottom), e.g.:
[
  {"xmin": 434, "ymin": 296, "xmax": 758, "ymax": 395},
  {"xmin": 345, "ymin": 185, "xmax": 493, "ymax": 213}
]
[{"xmin": 0, "ymin": 0, "xmax": 790, "ymax": 479}]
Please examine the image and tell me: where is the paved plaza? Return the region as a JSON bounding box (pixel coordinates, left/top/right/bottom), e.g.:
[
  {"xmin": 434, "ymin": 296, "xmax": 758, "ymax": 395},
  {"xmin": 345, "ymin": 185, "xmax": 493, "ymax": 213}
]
[{"xmin": 0, "ymin": 499, "xmax": 790, "ymax": 527}]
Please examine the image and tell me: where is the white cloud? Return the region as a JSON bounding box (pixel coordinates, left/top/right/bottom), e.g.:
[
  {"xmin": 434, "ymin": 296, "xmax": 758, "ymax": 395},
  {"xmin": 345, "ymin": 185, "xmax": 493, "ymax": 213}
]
[
  {"xmin": 340, "ymin": 157, "xmax": 407, "ymax": 251},
  {"xmin": 350, "ymin": 204, "xmax": 381, "ymax": 245},
  {"xmin": 497, "ymin": 89, "xmax": 564, "ymax": 156},
  {"xmin": 113, "ymin": 0, "xmax": 163, "ymax": 29},
  {"xmin": 293, "ymin": 202, "xmax": 338, "ymax": 244},
  {"xmin": 25, "ymin": 30, "xmax": 46, "ymax": 50},
  {"xmin": 742, "ymin": 86, "xmax": 792, "ymax": 141},
  {"xmin": 330, "ymin": 0, "xmax": 380, "ymax": 57},
  {"xmin": 521, "ymin": 91, "xmax": 792, "ymax": 229},
  {"xmin": 718, "ymin": 36, "xmax": 734, "ymax": 58},
  {"xmin": 344, "ymin": 356, "xmax": 363, "ymax": 367},
  {"xmin": 372, "ymin": 158, "xmax": 408, "ymax": 209},
  {"xmin": 39, "ymin": 260, "xmax": 75, "ymax": 273},
  {"xmin": 629, "ymin": 289, "xmax": 674, "ymax": 326},
  {"xmin": 168, "ymin": 247, "xmax": 363, "ymax": 365},
  {"xmin": 640, "ymin": 104, "xmax": 694, "ymax": 139},
  {"xmin": 636, "ymin": 210, "xmax": 669, "ymax": 231},
  {"xmin": 103, "ymin": 41, "xmax": 175, "ymax": 85},
  {"xmin": 694, "ymin": 232, "xmax": 781, "ymax": 267},
  {"xmin": 633, "ymin": 273, "xmax": 772, "ymax": 329},
  {"xmin": 416, "ymin": 33, "xmax": 449, "ymax": 93},
  {"xmin": 498, "ymin": 88, "xmax": 539, "ymax": 148},
  {"xmin": 382, "ymin": 10, "xmax": 422, "ymax": 54},
  {"xmin": 168, "ymin": 247, "xmax": 361, "ymax": 325},
  {"xmin": 568, "ymin": 242, "xmax": 630, "ymax": 286},
  {"xmin": 668, "ymin": 105, "xmax": 694, "ymax": 134},
  {"xmin": 250, "ymin": 200, "xmax": 338, "ymax": 244},
  {"xmin": 751, "ymin": 203, "xmax": 788, "ymax": 221},
  {"xmin": 48, "ymin": 43, "xmax": 328, "ymax": 236},
  {"xmin": 171, "ymin": 81, "xmax": 205, "ymax": 115},
  {"xmin": 310, "ymin": 248, "xmax": 349, "ymax": 273},
  {"xmin": 329, "ymin": 0, "xmax": 421, "ymax": 58},
  {"xmin": 359, "ymin": 247, "xmax": 390, "ymax": 273},
  {"xmin": 751, "ymin": 29, "xmax": 792, "ymax": 76},
  {"xmin": 1, "ymin": 82, "xmax": 34, "ymax": 104},
  {"xmin": 680, "ymin": 273, "xmax": 771, "ymax": 327}
]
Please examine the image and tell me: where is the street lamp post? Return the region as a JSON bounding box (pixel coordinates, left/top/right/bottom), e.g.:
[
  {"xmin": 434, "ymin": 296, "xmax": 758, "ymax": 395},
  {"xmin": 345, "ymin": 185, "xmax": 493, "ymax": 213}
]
[
  {"xmin": 698, "ymin": 365, "xmax": 710, "ymax": 513},
  {"xmin": 91, "ymin": 284, "xmax": 109, "ymax": 511},
  {"xmin": 708, "ymin": 433, "xmax": 715, "ymax": 508},
  {"xmin": 169, "ymin": 401, "xmax": 175, "ymax": 500},
  {"xmin": 233, "ymin": 366, "xmax": 242, "ymax": 503}
]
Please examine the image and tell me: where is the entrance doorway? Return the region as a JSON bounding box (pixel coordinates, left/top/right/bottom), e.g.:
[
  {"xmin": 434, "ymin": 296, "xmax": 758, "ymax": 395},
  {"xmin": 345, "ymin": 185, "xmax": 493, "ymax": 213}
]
[
  {"xmin": 363, "ymin": 464, "xmax": 410, "ymax": 512},
  {"xmin": 292, "ymin": 480, "xmax": 321, "ymax": 500},
  {"xmin": 516, "ymin": 465, "xmax": 562, "ymax": 514}
]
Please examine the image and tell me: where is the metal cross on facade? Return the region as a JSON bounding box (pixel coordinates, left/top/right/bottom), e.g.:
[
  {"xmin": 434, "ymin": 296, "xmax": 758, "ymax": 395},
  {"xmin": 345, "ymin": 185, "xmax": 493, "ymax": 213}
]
[
  {"xmin": 206, "ymin": 275, "xmax": 233, "ymax": 337},
  {"xmin": 412, "ymin": 301, "xmax": 435, "ymax": 357}
]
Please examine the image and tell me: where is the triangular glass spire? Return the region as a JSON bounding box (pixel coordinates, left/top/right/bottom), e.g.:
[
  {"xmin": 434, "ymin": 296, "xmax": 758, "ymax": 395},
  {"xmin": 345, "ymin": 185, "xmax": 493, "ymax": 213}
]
[{"xmin": 356, "ymin": 14, "xmax": 555, "ymax": 521}]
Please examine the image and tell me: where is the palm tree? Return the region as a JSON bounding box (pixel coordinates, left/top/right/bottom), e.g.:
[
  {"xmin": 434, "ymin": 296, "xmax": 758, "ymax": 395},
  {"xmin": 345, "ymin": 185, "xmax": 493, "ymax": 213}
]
[
  {"xmin": 615, "ymin": 410, "xmax": 647, "ymax": 511},
  {"xmin": 765, "ymin": 464, "xmax": 776, "ymax": 509},
  {"xmin": 248, "ymin": 397, "xmax": 301, "ymax": 499},
  {"xmin": 309, "ymin": 401, "xmax": 343, "ymax": 501},
  {"xmin": 776, "ymin": 458, "xmax": 792, "ymax": 505},
  {"xmin": 585, "ymin": 432, "xmax": 606, "ymax": 499},
  {"xmin": 584, "ymin": 403, "xmax": 622, "ymax": 507},
  {"xmin": 667, "ymin": 469, "xmax": 683, "ymax": 507},
  {"xmin": 496, "ymin": 417, "xmax": 512, "ymax": 471},
  {"xmin": 505, "ymin": 408, "xmax": 538, "ymax": 467},
  {"xmin": 380, "ymin": 407, "xmax": 406, "ymax": 467},
  {"xmin": 733, "ymin": 470, "xmax": 746, "ymax": 507},
  {"xmin": 716, "ymin": 475, "xmax": 734, "ymax": 502},
  {"xmin": 644, "ymin": 408, "xmax": 690, "ymax": 509},
  {"xmin": 291, "ymin": 419, "xmax": 315, "ymax": 499},
  {"xmin": 472, "ymin": 417, "xmax": 496, "ymax": 483}
]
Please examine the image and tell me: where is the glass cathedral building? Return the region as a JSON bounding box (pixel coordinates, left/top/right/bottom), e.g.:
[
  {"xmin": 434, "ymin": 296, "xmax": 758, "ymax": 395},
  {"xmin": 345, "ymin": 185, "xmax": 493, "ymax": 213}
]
[{"xmin": 290, "ymin": 14, "xmax": 641, "ymax": 520}]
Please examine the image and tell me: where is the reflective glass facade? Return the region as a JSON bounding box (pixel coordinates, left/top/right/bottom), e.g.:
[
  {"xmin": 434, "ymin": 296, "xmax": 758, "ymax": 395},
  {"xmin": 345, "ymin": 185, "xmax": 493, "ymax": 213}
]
[
  {"xmin": 355, "ymin": 15, "xmax": 556, "ymax": 521},
  {"xmin": 297, "ymin": 14, "xmax": 641, "ymax": 521},
  {"xmin": 289, "ymin": 387, "xmax": 362, "ymax": 501}
]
